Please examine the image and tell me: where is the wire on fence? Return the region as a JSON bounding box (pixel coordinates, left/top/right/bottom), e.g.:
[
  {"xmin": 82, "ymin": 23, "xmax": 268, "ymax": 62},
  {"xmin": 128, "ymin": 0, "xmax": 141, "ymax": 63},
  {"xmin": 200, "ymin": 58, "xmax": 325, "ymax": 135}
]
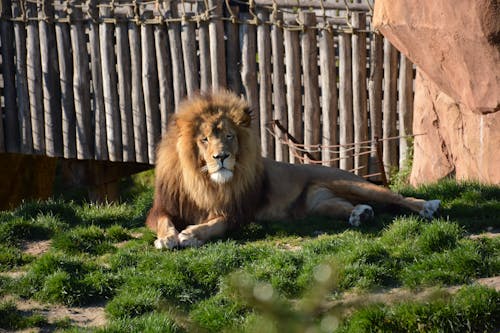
[
  {"xmin": 269, "ymin": 120, "xmax": 424, "ymax": 187},
  {"xmin": 1, "ymin": 0, "xmax": 374, "ymax": 33}
]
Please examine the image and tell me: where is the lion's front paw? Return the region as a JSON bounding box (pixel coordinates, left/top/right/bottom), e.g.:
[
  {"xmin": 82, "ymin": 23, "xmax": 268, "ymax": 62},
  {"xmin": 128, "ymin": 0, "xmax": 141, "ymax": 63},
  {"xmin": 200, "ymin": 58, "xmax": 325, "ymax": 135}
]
[
  {"xmin": 348, "ymin": 204, "xmax": 374, "ymax": 227},
  {"xmin": 178, "ymin": 227, "xmax": 204, "ymax": 248},
  {"xmin": 154, "ymin": 234, "xmax": 179, "ymax": 250}
]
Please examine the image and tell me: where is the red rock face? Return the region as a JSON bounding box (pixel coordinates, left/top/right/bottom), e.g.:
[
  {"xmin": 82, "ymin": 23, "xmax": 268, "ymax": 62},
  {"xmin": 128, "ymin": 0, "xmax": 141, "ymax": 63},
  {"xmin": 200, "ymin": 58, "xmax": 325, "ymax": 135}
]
[
  {"xmin": 410, "ymin": 71, "xmax": 500, "ymax": 185},
  {"xmin": 373, "ymin": 0, "xmax": 499, "ymax": 185},
  {"xmin": 373, "ymin": 0, "xmax": 499, "ymax": 114}
]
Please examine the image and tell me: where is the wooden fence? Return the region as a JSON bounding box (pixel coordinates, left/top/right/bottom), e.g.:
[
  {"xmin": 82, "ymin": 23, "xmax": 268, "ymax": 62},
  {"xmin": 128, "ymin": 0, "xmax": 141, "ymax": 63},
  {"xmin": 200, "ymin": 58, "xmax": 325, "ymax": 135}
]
[{"xmin": 0, "ymin": 0, "xmax": 414, "ymax": 178}]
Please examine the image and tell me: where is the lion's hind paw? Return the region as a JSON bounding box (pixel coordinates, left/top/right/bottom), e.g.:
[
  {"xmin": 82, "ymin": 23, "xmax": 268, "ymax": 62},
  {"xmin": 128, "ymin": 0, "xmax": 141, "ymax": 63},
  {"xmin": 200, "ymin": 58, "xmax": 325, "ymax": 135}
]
[
  {"xmin": 348, "ymin": 204, "xmax": 374, "ymax": 227},
  {"xmin": 178, "ymin": 229, "xmax": 204, "ymax": 248},
  {"xmin": 420, "ymin": 199, "xmax": 441, "ymax": 220},
  {"xmin": 154, "ymin": 235, "xmax": 179, "ymax": 250}
]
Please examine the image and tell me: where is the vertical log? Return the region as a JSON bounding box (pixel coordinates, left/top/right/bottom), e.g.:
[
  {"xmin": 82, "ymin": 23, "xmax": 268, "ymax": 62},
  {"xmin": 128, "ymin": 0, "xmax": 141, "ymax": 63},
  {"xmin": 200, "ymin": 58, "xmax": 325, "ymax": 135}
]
[
  {"xmin": 128, "ymin": 20, "xmax": 148, "ymax": 163},
  {"xmin": 319, "ymin": 27, "xmax": 338, "ymax": 167},
  {"xmin": 338, "ymin": 32, "xmax": 353, "ymax": 171},
  {"xmin": 240, "ymin": 14, "xmax": 259, "ymax": 134},
  {"xmin": 208, "ymin": 0, "xmax": 226, "ymax": 89},
  {"xmin": 198, "ymin": 3, "xmax": 211, "ymax": 92},
  {"xmin": 225, "ymin": 6, "xmax": 241, "ymax": 93},
  {"xmin": 26, "ymin": 0, "xmax": 44, "ymax": 154},
  {"xmin": 181, "ymin": 13, "xmax": 199, "ymax": 96},
  {"xmin": 352, "ymin": 12, "xmax": 368, "ymax": 175},
  {"xmin": 166, "ymin": 1, "xmax": 186, "ymax": 107},
  {"xmin": 300, "ymin": 11, "xmax": 320, "ymax": 163},
  {"xmin": 155, "ymin": 24, "xmax": 175, "ymax": 135},
  {"xmin": 88, "ymin": 0, "xmax": 107, "ymax": 160},
  {"xmin": 257, "ymin": 9, "xmax": 273, "ymax": 158},
  {"xmin": 116, "ymin": 20, "xmax": 135, "ymax": 162},
  {"xmin": 284, "ymin": 22, "xmax": 302, "ymax": 164},
  {"xmin": 271, "ymin": 11, "xmax": 287, "ymax": 162},
  {"xmin": 70, "ymin": 0, "xmax": 92, "ymax": 160},
  {"xmin": 368, "ymin": 32, "xmax": 383, "ymax": 177},
  {"xmin": 0, "ymin": 0, "xmax": 19, "ymax": 153},
  {"xmin": 141, "ymin": 22, "xmax": 160, "ymax": 164},
  {"xmin": 398, "ymin": 55, "xmax": 414, "ymax": 168},
  {"xmin": 39, "ymin": 0, "xmax": 62, "ymax": 157},
  {"xmin": 382, "ymin": 38, "xmax": 398, "ymax": 175},
  {"xmin": 12, "ymin": 1, "xmax": 32, "ymax": 153},
  {"xmin": 55, "ymin": 6, "xmax": 76, "ymax": 159},
  {"xmin": 99, "ymin": 5, "xmax": 122, "ymax": 162}
]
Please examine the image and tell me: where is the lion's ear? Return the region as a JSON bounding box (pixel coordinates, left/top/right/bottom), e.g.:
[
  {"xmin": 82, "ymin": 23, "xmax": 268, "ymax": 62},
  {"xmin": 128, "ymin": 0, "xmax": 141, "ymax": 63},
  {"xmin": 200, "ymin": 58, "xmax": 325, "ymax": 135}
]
[{"xmin": 232, "ymin": 107, "xmax": 252, "ymax": 127}]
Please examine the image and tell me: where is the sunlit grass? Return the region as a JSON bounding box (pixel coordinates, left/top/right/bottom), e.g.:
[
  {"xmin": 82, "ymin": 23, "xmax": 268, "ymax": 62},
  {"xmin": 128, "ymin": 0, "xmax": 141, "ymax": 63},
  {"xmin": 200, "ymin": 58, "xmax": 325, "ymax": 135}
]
[{"xmin": 0, "ymin": 180, "xmax": 498, "ymax": 331}]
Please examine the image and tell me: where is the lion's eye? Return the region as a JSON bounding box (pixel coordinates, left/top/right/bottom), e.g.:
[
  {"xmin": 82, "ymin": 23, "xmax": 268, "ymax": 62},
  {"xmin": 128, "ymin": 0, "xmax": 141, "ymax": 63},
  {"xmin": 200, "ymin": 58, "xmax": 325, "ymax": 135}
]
[
  {"xmin": 201, "ymin": 137, "xmax": 208, "ymax": 143},
  {"xmin": 226, "ymin": 134, "xmax": 234, "ymax": 140}
]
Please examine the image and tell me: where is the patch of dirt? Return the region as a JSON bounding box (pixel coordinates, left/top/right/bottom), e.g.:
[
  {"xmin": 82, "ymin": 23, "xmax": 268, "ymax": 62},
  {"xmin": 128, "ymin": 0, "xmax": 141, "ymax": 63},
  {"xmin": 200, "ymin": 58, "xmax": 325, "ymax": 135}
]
[
  {"xmin": 0, "ymin": 270, "xmax": 26, "ymax": 279},
  {"xmin": 21, "ymin": 240, "xmax": 52, "ymax": 256},
  {"xmin": 3, "ymin": 296, "xmax": 107, "ymax": 329},
  {"xmin": 322, "ymin": 276, "xmax": 500, "ymax": 316},
  {"xmin": 477, "ymin": 276, "xmax": 500, "ymax": 291},
  {"xmin": 469, "ymin": 229, "xmax": 500, "ymax": 239}
]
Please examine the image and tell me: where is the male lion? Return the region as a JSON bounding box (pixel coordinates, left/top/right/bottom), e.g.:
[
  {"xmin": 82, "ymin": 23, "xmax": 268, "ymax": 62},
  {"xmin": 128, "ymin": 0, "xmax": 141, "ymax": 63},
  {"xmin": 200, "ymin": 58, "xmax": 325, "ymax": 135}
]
[{"xmin": 146, "ymin": 91, "xmax": 440, "ymax": 249}]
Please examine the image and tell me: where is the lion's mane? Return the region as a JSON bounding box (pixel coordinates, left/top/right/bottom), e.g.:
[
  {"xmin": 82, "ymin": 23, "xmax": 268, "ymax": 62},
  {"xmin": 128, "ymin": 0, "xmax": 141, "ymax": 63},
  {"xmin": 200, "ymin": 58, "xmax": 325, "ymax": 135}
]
[{"xmin": 146, "ymin": 91, "xmax": 266, "ymax": 232}]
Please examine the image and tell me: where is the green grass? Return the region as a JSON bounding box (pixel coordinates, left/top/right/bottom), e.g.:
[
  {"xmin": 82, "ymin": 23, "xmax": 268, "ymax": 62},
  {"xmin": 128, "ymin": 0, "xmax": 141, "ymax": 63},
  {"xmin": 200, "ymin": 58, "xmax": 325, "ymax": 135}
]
[{"xmin": 0, "ymin": 180, "xmax": 499, "ymax": 332}]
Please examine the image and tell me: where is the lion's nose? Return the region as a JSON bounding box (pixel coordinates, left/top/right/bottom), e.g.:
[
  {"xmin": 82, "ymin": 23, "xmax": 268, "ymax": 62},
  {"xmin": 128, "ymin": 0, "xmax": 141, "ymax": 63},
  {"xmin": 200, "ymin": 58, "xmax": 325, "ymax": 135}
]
[{"xmin": 213, "ymin": 152, "xmax": 230, "ymax": 163}]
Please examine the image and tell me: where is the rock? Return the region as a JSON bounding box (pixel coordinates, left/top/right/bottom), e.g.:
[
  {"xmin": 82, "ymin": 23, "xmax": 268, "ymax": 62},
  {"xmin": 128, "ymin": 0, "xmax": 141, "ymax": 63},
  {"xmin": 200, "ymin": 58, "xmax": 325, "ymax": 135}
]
[
  {"xmin": 410, "ymin": 71, "xmax": 500, "ymax": 185},
  {"xmin": 373, "ymin": 0, "xmax": 500, "ymax": 114}
]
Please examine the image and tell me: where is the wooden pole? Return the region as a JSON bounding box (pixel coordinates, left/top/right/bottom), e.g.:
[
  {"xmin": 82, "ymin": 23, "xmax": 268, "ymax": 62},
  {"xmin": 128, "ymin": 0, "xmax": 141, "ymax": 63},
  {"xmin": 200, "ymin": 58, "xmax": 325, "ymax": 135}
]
[
  {"xmin": 225, "ymin": 6, "xmax": 241, "ymax": 93},
  {"xmin": 240, "ymin": 13, "xmax": 259, "ymax": 135},
  {"xmin": 198, "ymin": 1, "xmax": 211, "ymax": 92},
  {"xmin": 128, "ymin": 19, "xmax": 148, "ymax": 163},
  {"xmin": 257, "ymin": 9, "xmax": 273, "ymax": 158},
  {"xmin": 26, "ymin": 0, "xmax": 45, "ymax": 154},
  {"xmin": 319, "ymin": 27, "xmax": 338, "ymax": 167},
  {"xmin": 39, "ymin": 0, "xmax": 62, "ymax": 157},
  {"xmin": 12, "ymin": 0, "xmax": 32, "ymax": 153},
  {"xmin": 208, "ymin": 0, "xmax": 226, "ymax": 89},
  {"xmin": 181, "ymin": 13, "xmax": 200, "ymax": 96},
  {"xmin": 368, "ymin": 32, "xmax": 383, "ymax": 179},
  {"xmin": 70, "ymin": 0, "xmax": 92, "ymax": 160},
  {"xmin": 352, "ymin": 12, "xmax": 368, "ymax": 176},
  {"xmin": 100, "ymin": 5, "xmax": 122, "ymax": 161},
  {"xmin": 0, "ymin": 0, "xmax": 19, "ymax": 153},
  {"xmin": 166, "ymin": 1, "xmax": 187, "ymax": 107},
  {"xmin": 284, "ymin": 21, "xmax": 302, "ymax": 164},
  {"xmin": 300, "ymin": 11, "xmax": 321, "ymax": 163},
  {"xmin": 398, "ymin": 55, "xmax": 414, "ymax": 169},
  {"xmin": 382, "ymin": 38, "xmax": 399, "ymax": 175},
  {"xmin": 116, "ymin": 19, "xmax": 136, "ymax": 162},
  {"xmin": 155, "ymin": 24, "xmax": 175, "ymax": 135},
  {"xmin": 271, "ymin": 10, "xmax": 287, "ymax": 162},
  {"xmin": 224, "ymin": 6, "xmax": 241, "ymax": 94},
  {"xmin": 141, "ymin": 21, "xmax": 160, "ymax": 164},
  {"xmin": 55, "ymin": 5, "xmax": 76, "ymax": 159},
  {"xmin": 339, "ymin": 31, "xmax": 353, "ymax": 171},
  {"xmin": 88, "ymin": 0, "xmax": 107, "ymax": 160}
]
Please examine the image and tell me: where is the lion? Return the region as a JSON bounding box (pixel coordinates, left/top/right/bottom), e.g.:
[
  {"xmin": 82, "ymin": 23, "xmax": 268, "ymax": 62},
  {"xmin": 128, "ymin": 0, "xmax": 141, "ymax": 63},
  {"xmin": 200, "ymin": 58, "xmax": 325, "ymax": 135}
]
[{"xmin": 146, "ymin": 91, "xmax": 440, "ymax": 249}]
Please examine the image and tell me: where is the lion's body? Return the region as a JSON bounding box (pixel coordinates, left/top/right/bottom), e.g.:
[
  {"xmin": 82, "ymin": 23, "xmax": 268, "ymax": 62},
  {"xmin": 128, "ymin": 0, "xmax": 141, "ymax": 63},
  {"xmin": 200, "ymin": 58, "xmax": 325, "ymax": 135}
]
[{"xmin": 146, "ymin": 91, "xmax": 440, "ymax": 249}]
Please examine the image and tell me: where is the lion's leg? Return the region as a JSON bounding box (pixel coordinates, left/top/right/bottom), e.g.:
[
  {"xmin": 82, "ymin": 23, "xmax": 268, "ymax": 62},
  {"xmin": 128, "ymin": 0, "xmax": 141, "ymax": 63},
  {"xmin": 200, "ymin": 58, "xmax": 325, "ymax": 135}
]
[
  {"xmin": 154, "ymin": 216, "xmax": 180, "ymax": 249},
  {"xmin": 178, "ymin": 217, "xmax": 228, "ymax": 248},
  {"xmin": 328, "ymin": 180, "xmax": 440, "ymax": 219},
  {"xmin": 146, "ymin": 206, "xmax": 180, "ymax": 249},
  {"xmin": 306, "ymin": 186, "xmax": 373, "ymax": 226}
]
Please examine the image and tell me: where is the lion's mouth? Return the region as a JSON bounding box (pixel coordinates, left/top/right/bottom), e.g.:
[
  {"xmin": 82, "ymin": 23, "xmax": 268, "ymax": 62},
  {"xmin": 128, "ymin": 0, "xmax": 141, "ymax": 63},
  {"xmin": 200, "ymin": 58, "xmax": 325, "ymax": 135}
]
[{"xmin": 210, "ymin": 168, "xmax": 233, "ymax": 184}]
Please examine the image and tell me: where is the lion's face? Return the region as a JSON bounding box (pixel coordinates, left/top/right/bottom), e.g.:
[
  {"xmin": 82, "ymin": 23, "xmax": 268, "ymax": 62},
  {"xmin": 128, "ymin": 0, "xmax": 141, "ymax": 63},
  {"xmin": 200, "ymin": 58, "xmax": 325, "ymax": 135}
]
[{"xmin": 196, "ymin": 116, "xmax": 240, "ymax": 184}]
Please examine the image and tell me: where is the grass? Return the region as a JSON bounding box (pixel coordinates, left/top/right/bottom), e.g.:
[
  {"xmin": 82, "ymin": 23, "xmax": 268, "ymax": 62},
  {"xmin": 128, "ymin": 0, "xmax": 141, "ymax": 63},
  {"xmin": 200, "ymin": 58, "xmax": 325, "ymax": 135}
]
[{"xmin": 0, "ymin": 180, "xmax": 499, "ymax": 332}]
